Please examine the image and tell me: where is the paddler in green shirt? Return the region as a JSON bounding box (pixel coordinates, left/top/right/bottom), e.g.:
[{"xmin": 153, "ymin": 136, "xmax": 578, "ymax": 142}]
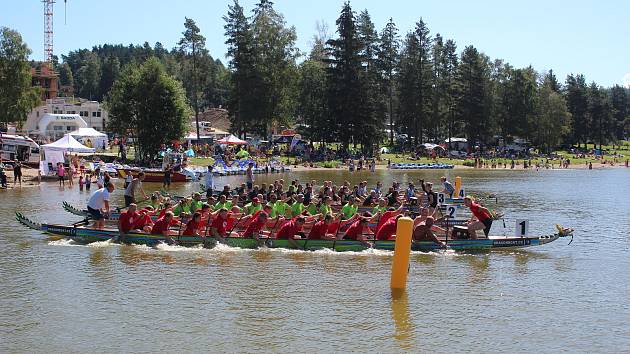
[
  {"xmin": 307, "ymin": 200, "xmax": 318, "ymax": 216},
  {"xmin": 244, "ymin": 197, "xmax": 263, "ymax": 215},
  {"xmin": 273, "ymin": 196, "xmax": 290, "ymax": 218},
  {"xmin": 190, "ymin": 193, "xmax": 204, "ymax": 213},
  {"xmin": 372, "ymin": 198, "xmax": 388, "ymax": 216},
  {"xmin": 291, "ymin": 194, "xmax": 306, "ymax": 217},
  {"xmin": 265, "ymin": 203, "xmax": 277, "ymax": 217},
  {"xmin": 214, "ymin": 194, "xmax": 230, "ymax": 211},
  {"xmin": 319, "ymin": 196, "xmax": 333, "ymax": 216},
  {"xmin": 341, "ymin": 198, "xmax": 359, "ymax": 220},
  {"xmin": 173, "ymin": 198, "xmax": 192, "ymax": 217}
]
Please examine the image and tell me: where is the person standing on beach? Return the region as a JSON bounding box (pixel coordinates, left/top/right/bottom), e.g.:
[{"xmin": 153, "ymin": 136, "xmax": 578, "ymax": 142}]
[
  {"xmin": 57, "ymin": 163, "xmax": 65, "ymax": 187},
  {"xmin": 85, "ymin": 172, "xmax": 92, "ymax": 191},
  {"xmin": 13, "ymin": 161, "xmax": 22, "ymax": 187},
  {"xmin": 205, "ymin": 165, "xmax": 214, "ymax": 198},
  {"xmin": 163, "ymin": 164, "xmax": 172, "ymax": 189},
  {"xmin": 246, "ymin": 162, "xmax": 254, "ymax": 190},
  {"xmin": 68, "ymin": 163, "xmax": 75, "ymax": 187}
]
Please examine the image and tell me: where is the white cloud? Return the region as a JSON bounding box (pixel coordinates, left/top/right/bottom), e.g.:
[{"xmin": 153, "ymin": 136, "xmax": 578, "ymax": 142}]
[{"xmin": 624, "ymin": 73, "xmax": 630, "ymax": 88}]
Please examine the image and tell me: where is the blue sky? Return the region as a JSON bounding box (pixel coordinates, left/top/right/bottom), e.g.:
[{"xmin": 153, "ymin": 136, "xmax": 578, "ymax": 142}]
[{"xmin": 2, "ymin": 0, "xmax": 629, "ymax": 87}]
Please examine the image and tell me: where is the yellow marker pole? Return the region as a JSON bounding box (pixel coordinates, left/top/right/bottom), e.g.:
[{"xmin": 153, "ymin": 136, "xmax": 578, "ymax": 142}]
[
  {"xmin": 390, "ymin": 217, "xmax": 413, "ymax": 290},
  {"xmin": 454, "ymin": 176, "xmax": 462, "ymax": 199}
]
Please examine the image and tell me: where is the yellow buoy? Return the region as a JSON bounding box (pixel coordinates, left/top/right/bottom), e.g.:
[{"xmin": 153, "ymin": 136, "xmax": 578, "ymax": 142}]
[
  {"xmin": 454, "ymin": 176, "xmax": 462, "ymax": 198},
  {"xmin": 390, "ymin": 217, "xmax": 413, "ymax": 290}
]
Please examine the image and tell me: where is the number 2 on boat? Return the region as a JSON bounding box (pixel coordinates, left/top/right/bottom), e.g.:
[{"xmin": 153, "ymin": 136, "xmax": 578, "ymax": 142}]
[{"xmin": 446, "ymin": 205, "xmax": 456, "ymax": 218}]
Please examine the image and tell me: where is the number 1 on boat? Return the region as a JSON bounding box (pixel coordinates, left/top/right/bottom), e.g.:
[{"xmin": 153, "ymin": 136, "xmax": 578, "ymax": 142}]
[{"xmin": 515, "ymin": 220, "xmax": 529, "ymax": 237}]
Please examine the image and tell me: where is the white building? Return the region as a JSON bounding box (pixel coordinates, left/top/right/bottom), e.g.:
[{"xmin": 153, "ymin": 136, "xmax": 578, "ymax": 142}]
[{"xmin": 24, "ymin": 97, "xmax": 108, "ymax": 140}]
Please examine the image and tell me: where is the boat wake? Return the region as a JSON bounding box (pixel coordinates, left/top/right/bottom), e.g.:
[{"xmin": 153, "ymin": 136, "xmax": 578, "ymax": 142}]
[
  {"xmin": 48, "ymin": 239, "xmax": 80, "ymax": 247},
  {"xmin": 155, "ymin": 243, "xmax": 208, "ymax": 253},
  {"xmin": 87, "ymin": 239, "xmax": 119, "ymax": 248}
]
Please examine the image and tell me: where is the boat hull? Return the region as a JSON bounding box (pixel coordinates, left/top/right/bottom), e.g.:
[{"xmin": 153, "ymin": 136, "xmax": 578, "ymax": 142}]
[
  {"xmin": 117, "ymin": 168, "xmax": 189, "ymax": 183},
  {"xmin": 26, "ymin": 220, "xmax": 562, "ymax": 252}
]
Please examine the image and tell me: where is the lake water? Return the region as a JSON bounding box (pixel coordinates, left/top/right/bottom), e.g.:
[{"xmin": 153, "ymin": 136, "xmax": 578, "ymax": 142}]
[{"xmin": 1, "ymin": 168, "xmax": 629, "ymax": 353}]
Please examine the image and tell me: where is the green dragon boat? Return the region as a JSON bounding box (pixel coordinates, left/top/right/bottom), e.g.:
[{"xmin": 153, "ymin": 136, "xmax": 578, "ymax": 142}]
[{"xmin": 16, "ymin": 212, "xmax": 572, "ymax": 252}]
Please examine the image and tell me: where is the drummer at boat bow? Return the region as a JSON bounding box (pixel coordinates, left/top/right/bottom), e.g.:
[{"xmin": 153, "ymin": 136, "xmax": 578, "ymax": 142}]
[
  {"xmin": 124, "ymin": 172, "xmax": 147, "ymax": 207},
  {"xmin": 87, "ymin": 182, "xmax": 115, "ymax": 229}
]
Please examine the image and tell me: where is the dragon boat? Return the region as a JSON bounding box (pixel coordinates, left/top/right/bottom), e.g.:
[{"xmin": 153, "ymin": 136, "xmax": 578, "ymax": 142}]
[
  {"xmin": 16, "ymin": 212, "xmax": 572, "ymax": 252},
  {"xmin": 61, "ymin": 201, "xmax": 468, "ymax": 228}
]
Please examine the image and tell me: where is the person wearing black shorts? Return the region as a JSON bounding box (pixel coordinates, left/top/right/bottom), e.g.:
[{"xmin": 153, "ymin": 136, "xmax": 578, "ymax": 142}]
[
  {"xmin": 463, "ymin": 196, "xmax": 493, "ymax": 239},
  {"xmin": 13, "ymin": 161, "xmax": 22, "ymax": 187},
  {"xmin": 163, "ymin": 166, "xmax": 172, "ymax": 188}
]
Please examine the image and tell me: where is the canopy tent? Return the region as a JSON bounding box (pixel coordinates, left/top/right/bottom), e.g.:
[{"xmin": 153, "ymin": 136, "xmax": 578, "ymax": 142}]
[
  {"xmin": 69, "ymin": 127, "xmax": 108, "ymax": 151},
  {"xmin": 216, "ymin": 134, "xmax": 247, "ymax": 145},
  {"xmin": 40, "ymin": 134, "xmax": 95, "ymax": 175},
  {"xmin": 42, "ymin": 134, "xmax": 95, "ymax": 153},
  {"xmin": 184, "ymin": 132, "xmax": 215, "ymax": 144}
]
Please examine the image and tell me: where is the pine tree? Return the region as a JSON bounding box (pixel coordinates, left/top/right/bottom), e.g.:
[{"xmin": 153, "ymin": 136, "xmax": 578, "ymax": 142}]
[
  {"xmin": 377, "ymin": 18, "xmax": 400, "ymax": 145},
  {"xmin": 326, "ymin": 2, "xmax": 363, "ymax": 148},
  {"xmin": 443, "ymin": 39, "xmax": 458, "ymax": 149},
  {"xmin": 297, "ymin": 60, "xmax": 328, "ymax": 144},
  {"xmin": 178, "ymin": 17, "xmax": 206, "ymax": 140},
  {"xmin": 587, "ymin": 82, "xmax": 612, "ymax": 149},
  {"xmin": 249, "ymin": 0, "xmax": 299, "ymax": 137},
  {"xmin": 412, "ymin": 18, "xmax": 433, "ymax": 144},
  {"xmin": 609, "ymin": 85, "xmax": 629, "ymax": 141},
  {"xmin": 430, "ymin": 33, "xmax": 446, "ymax": 141},
  {"xmin": 397, "ymin": 32, "xmax": 419, "ymax": 149},
  {"xmin": 565, "ymin": 74, "xmax": 589, "ymax": 147},
  {"xmin": 455, "ymin": 46, "xmax": 490, "ymax": 147},
  {"xmin": 224, "ymin": 0, "xmax": 256, "ymax": 137},
  {"xmin": 355, "ymin": 9, "xmax": 382, "ymax": 153}
]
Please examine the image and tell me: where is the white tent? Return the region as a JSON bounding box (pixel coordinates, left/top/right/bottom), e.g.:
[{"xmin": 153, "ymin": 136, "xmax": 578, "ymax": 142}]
[
  {"xmin": 216, "ymin": 134, "xmax": 247, "ymax": 145},
  {"xmin": 40, "ymin": 135, "xmax": 94, "ymax": 175},
  {"xmin": 69, "ymin": 127, "xmax": 108, "ymax": 151},
  {"xmin": 42, "ymin": 134, "xmax": 95, "ymax": 153}
]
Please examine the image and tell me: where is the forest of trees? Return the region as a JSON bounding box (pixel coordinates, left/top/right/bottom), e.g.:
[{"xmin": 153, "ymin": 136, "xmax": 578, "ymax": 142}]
[{"xmin": 28, "ymin": 0, "xmax": 630, "ymax": 153}]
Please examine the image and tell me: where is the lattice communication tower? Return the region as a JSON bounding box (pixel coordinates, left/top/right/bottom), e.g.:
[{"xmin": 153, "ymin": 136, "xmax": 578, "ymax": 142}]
[{"xmin": 43, "ymin": 0, "xmax": 55, "ymax": 63}]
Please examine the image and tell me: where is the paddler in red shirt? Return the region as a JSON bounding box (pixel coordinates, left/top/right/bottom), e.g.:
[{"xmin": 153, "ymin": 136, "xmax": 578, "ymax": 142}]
[
  {"xmin": 463, "ymin": 196, "xmax": 493, "ymax": 239},
  {"xmin": 117, "ymin": 203, "xmax": 139, "ymax": 242},
  {"xmin": 242, "ymin": 211, "xmax": 269, "ymax": 241},
  {"xmin": 183, "ymin": 212, "xmax": 203, "ymax": 236},
  {"xmin": 308, "ymin": 214, "xmax": 337, "ymax": 240},
  {"xmin": 276, "ymin": 217, "xmax": 306, "ymax": 247},
  {"xmin": 242, "ymin": 204, "xmax": 274, "ymax": 228},
  {"xmin": 376, "ymin": 205, "xmax": 404, "ymax": 231},
  {"xmin": 132, "ymin": 206, "xmax": 155, "ymax": 232},
  {"xmin": 375, "ymin": 214, "xmax": 403, "ymax": 240},
  {"xmin": 150, "ymin": 211, "xmax": 180, "ymax": 244},
  {"xmin": 210, "ymin": 208, "xmax": 237, "ymax": 242},
  {"xmin": 342, "ymin": 217, "xmax": 372, "ymax": 242}
]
